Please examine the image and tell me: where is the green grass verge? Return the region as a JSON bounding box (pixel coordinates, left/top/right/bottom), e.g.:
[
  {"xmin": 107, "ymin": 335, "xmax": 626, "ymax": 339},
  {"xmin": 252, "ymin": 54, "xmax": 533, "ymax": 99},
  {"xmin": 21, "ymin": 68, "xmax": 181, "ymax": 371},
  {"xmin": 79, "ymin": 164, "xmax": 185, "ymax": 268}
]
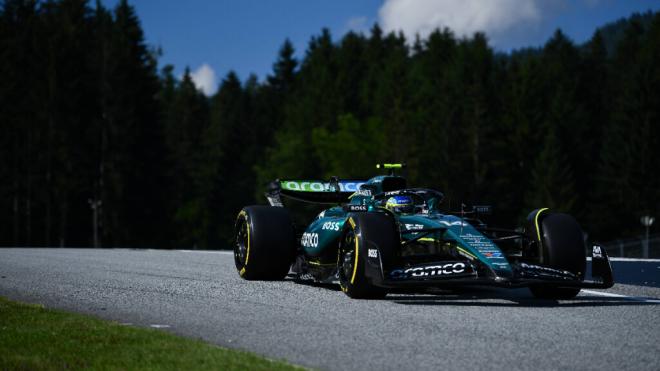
[{"xmin": 0, "ymin": 296, "xmax": 301, "ymax": 370}]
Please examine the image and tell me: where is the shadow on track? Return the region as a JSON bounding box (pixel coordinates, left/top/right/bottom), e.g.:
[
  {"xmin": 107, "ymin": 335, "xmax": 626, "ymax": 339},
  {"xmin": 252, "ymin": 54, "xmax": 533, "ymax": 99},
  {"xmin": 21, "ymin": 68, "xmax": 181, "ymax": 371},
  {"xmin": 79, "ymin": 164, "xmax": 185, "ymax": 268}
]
[
  {"xmin": 387, "ymin": 287, "xmax": 660, "ymax": 307},
  {"xmin": 287, "ymin": 277, "xmax": 659, "ymax": 307},
  {"xmin": 290, "ymin": 278, "xmax": 342, "ymax": 292}
]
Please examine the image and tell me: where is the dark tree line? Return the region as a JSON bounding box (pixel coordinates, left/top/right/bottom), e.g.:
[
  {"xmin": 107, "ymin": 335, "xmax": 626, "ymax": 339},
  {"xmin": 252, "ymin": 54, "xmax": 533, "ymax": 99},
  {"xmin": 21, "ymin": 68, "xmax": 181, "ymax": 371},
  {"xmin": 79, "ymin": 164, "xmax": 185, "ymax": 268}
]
[{"xmin": 1, "ymin": 0, "xmax": 658, "ymax": 248}]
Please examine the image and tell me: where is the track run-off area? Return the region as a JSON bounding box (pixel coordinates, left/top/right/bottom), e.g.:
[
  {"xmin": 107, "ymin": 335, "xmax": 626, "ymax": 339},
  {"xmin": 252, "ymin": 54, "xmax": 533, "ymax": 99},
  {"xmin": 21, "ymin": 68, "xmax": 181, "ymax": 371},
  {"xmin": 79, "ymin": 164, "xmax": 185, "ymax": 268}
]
[{"xmin": 1, "ymin": 248, "xmax": 659, "ymax": 370}]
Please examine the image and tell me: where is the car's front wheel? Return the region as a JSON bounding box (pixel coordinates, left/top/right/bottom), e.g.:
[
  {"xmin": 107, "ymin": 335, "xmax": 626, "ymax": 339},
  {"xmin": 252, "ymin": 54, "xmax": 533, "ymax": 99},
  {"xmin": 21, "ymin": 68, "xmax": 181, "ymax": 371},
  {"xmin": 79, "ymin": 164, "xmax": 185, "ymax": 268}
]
[
  {"xmin": 337, "ymin": 212, "xmax": 397, "ymax": 299},
  {"xmin": 527, "ymin": 210, "xmax": 586, "ymax": 299}
]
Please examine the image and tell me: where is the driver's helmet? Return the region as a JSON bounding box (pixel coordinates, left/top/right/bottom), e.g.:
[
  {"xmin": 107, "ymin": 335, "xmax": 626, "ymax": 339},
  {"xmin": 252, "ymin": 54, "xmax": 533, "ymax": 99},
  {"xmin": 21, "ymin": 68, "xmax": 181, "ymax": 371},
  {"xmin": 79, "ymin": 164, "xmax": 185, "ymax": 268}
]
[{"xmin": 385, "ymin": 195, "xmax": 415, "ymax": 214}]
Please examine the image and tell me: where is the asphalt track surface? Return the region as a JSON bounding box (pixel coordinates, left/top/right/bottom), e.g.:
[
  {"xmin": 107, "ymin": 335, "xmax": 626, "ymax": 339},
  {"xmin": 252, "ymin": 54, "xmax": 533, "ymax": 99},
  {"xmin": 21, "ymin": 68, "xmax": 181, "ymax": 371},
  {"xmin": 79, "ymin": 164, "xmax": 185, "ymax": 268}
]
[{"xmin": 1, "ymin": 248, "xmax": 659, "ymax": 371}]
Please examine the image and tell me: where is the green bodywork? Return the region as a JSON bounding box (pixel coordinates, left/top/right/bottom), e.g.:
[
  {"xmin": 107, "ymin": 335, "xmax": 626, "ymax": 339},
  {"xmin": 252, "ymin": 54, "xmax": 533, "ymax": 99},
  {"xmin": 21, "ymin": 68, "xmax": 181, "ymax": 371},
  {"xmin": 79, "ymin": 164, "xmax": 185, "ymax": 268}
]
[{"xmin": 291, "ymin": 175, "xmax": 512, "ymax": 277}]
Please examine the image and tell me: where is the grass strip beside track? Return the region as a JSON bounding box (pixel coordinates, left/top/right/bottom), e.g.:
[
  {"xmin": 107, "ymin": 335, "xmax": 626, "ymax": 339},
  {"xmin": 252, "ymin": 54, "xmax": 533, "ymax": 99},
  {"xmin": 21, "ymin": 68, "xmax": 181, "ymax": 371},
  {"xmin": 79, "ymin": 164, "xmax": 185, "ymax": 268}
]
[{"xmin": 0, "ymin": 296, "xmax": 300, "ymax": 370}]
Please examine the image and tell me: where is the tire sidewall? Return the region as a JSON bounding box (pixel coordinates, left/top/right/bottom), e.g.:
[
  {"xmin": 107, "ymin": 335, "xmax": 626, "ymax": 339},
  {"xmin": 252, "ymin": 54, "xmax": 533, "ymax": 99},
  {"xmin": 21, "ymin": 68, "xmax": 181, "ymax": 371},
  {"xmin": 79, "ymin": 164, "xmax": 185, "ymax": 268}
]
[
  {"xmin": 338, "ymin": 212, "xmax": 397, "ymax": 299},
  {"xmin": 234, "ymin": 206, "xmax": 295, "ymax": 280},
  {"xmin": 529, "ymin": 211, "xmax": 586, "ymax": 299}
]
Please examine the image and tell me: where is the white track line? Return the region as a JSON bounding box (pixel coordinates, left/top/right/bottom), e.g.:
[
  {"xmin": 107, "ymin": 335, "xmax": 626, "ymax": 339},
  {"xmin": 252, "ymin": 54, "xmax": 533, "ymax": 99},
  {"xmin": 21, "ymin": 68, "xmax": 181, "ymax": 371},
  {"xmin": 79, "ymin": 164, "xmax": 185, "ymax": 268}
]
[
  {"xmin": 586, "ymin": 257, "xmax": 660, "ymax": 262},
  {"xmin": 609, "ymin": 257, "xmax": 660, "ymax": 262},
  {"xmin": 581, "ymin": 289, "xmax": 660, "ymax": 303},
  {"xmin": 178, "ymin": 249, "xmax": 233, "ymax": 255}
]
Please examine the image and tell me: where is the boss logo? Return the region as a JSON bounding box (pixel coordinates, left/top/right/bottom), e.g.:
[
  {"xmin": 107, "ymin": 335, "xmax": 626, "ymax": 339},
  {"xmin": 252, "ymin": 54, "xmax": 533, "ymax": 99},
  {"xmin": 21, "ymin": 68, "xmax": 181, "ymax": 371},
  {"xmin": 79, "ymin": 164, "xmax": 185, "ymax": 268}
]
[
  {"xmin": 345, "ymin": 205, "xmax": 368, "ymax": 212},
  {"xmin": 321, "ymin": 221, "xmax": 341, "ymax": 231}
]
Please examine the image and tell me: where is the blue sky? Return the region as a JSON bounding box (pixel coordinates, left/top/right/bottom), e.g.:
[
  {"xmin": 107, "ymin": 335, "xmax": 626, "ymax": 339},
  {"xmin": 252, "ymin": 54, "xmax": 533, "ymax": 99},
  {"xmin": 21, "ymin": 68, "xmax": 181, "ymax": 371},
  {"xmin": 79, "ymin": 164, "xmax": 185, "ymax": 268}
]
[{"xmin": 101, "ymin": 0, "xmax": 660, "ymax": 95}]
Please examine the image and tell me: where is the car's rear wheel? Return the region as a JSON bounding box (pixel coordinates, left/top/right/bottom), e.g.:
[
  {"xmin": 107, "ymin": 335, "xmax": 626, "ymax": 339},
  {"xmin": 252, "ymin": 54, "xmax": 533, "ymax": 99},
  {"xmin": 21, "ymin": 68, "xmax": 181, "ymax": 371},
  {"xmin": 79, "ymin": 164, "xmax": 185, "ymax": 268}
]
[
  {"xmin": 337, "ymin": 212, "xmax": 398, "ymax": 299},
  {"xmin": 527, "ymin": 210, "xmax": 586, "ymax": 299},
  {"xmin": 234, "ymin": 206, "xmax": 295, "ymax": 280}
]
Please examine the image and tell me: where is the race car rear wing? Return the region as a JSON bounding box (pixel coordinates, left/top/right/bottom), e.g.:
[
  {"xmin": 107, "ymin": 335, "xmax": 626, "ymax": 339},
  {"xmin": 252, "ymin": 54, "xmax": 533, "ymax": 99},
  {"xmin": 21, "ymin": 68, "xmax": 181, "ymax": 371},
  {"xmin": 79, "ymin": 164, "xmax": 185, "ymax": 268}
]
[{"xmin": 265, "ymin": 178, "xmax": 367, "ymax": 205}]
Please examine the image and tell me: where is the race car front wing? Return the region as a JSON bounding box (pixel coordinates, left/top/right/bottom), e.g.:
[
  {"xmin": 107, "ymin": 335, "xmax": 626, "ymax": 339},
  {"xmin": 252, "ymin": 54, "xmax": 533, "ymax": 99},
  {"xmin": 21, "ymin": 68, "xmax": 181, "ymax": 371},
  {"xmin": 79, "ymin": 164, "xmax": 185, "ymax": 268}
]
[{"xmin": 364, "ymin": 245, "xmax": 615, "ymax": 290}]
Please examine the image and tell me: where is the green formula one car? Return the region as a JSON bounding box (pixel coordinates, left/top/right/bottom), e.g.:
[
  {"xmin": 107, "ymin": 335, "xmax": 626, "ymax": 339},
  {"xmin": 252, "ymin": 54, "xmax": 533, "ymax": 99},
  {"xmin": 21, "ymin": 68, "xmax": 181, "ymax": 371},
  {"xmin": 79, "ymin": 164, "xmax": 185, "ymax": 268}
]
[{"xmin": 233, "ymin": 164, "xmax": 614, "ymax": 299}]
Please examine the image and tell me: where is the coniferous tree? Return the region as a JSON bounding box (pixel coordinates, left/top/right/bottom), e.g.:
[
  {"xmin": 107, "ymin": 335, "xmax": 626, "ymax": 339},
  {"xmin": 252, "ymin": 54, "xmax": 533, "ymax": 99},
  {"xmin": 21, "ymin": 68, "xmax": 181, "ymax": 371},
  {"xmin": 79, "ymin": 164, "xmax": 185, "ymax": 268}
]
[
  {"xmin": 162, "ymin": 68, "xmax": 210, "ymax": 247},
  {"xmin": 256, "ymin": 29, "xmax": 338, "ymax": 187},
  {"xmin": 258, "ymin": 39, "xmax": 298, "ymax": 151},
  {"xmin": 446, "ymin": 33, "xmax": 498, "ymax": 202},
  {"xmin": 372, "ymin": 32, "xmax": 410, "ymax": 164},
  {"xmin": 525, "ymin": 125, "xmax": 577, "ymax": 212},
  {"xmin": 580, "ymin": 30, "xmax": 613, "ymax": 237},
  {"xmin": 593, "ymin": 16, "xmax": 660, "ymax": 239},
  {"xmin": 0, "ymin": 2, "xmax": 9, "ymax": 244},
  {"xmin": 89, "ymin": 0, "xmax": 167, "ymax": 247},
  {"xmin": 0, "ymin": 3, "xmax": 658, "ymax": 247},
  {"xmin": 41, "ymin": 0, "xmax": 98, "ymax": 246},
  {"xmin": 206, "ymin": 72, "xmax": 255, "ymax": 246},
  {"xmin": 335, "ymin": 31, "xmax": 367, "ymax": 118},
  {"xmin": 360, "ymin": 24, "xmax": 385, "ymax": 116},
  {"xmin": 521, "ymin": 30, "xmax": 581, "ymax": 216},
  {"xmin": 409, "ymin": 28, "xmax": 458, "ymax": 189},
  {"xmin": 2, "ymin": 0, "xmax": 42, "ymax": 246},
  {"xmin": 267, "ymin": 39, "xmax": 297, "ymax": 95}
]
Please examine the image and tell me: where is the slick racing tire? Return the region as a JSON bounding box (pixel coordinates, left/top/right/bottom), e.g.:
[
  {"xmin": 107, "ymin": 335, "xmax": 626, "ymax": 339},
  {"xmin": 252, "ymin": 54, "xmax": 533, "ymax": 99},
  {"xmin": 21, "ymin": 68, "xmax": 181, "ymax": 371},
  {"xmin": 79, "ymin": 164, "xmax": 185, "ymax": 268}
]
[
  {"xmin": 337, "ymin": 212, "xmax": 398, "ymax": 299},
  {"xmin": 529, "ymin": 211, "xmax": 586, "ymax": 300},
  {"xmin": 234, "ymin": 206, "xmax": 295, "ymax": 280}
]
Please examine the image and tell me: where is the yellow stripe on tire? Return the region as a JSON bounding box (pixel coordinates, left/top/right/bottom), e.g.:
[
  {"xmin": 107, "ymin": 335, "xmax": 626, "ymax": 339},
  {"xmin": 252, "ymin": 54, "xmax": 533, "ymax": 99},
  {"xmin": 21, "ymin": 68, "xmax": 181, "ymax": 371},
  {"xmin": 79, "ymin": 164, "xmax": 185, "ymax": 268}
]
[
  {"xmin": 350, "ymin": 227, "xmax": 359, "ymax": 285},
  {"xmin": 245, "ymin": 215, "xmax": 251, "ymax": 266},
  {"xmin": 534, "ymin": 208, "xmax": 549, "ymax": 242},
  {"xmin": 237, "ymin": 210, "xmax": 251, "ymax": 276}
]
